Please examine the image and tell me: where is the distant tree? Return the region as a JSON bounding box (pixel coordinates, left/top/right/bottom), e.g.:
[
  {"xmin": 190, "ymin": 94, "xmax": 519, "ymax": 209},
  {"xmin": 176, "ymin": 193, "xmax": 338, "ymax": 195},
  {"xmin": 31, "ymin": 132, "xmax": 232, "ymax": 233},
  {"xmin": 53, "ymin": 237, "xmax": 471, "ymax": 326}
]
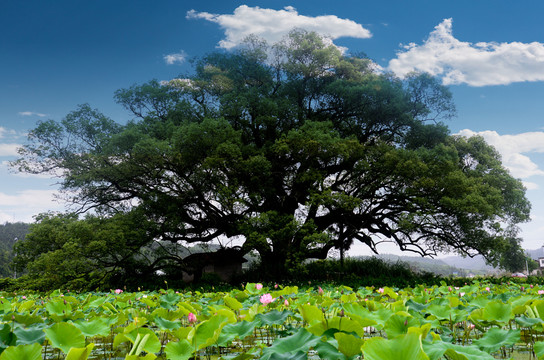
[
  {"xmin": 13, "ymin": 30, "xmax": 531, "ymax": 277},
  {"xmin": 0, "ymin": 222, "xmax": 30, "ymax": 277},
  {"xmin": 498, "ymin": 231, "xmax": 537, "ymax": 273},
  {"xmin": 13, "ymin": 212, "xmax": 153, "ymax": 289}
]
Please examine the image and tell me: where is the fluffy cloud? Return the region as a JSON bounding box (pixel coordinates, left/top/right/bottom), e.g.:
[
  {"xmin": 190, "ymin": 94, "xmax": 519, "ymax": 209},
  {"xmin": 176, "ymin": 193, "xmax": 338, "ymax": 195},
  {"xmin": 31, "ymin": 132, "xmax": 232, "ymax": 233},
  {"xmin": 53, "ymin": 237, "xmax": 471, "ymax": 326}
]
[
  {"xmin": 457, "ymin": 129, "xmax": 544, "ymax": 180},
  {"xmin": 0, "ymin": 143, "xmax": 19, "ymax": 156},
  {"xmin": 164, "ymin": 51, "xmax": 186, "ymax": 65},
  {"xmin": 0, "ymin": 127, "xmax": 21, "ymax": 141},
  {"xmin": 0, "ymin": 189, "xmax": 62, "ymax": 223},
  {"xmin": 388, "ymin": 19, "xmax": 544, "ymax": 86},
  {"xmin": 18, "ymin": 111, "xmax": 47, "ymax": 117},
  {"xmin": 187, "ymin": 5, "xmax": 371, "ymax": 49},
  {"xmin": 0, "ymin": 189, "xmax": 58, "ymax": 207}
]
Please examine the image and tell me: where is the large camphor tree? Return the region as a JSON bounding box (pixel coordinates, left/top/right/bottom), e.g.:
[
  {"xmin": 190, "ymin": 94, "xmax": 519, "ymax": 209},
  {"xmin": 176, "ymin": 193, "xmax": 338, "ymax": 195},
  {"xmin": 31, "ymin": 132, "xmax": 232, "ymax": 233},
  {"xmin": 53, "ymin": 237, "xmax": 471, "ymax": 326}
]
[{"xmin": 14, "ymin": 30, "xmax": 530, "ymax": 277}]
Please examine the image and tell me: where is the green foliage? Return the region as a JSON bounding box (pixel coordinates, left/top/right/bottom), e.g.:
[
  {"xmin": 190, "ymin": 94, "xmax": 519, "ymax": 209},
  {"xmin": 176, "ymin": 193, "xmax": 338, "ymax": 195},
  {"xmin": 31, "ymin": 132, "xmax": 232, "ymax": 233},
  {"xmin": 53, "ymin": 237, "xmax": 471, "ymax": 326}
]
[
  {"xmin": 43, "ymin": 322, "xmax": 85, "ymax": 354},
  {"xmin": 0, "ymin": 343, "xmax": 41, "ymax": 360},
  {"xmin": 244, "ymin": 257, "xmax": 439, "ymax": 288},
  {"xmin": 13, "ymin": 211, "xmax": 152, "ymax": 290},
  {"xmin": 0, "ymin": 222, "xmax": 29, "ymax": 278},
  {"xmin": 363, "ymin": 332, "xmax": 430, "ymax": 360},
  {"xmin": 12, "ymin": 30, "xmax": 530, "ymax": 278},
  {"xmin": 0, "ymin": 282, "xmax": 540, "ymax": 358}
]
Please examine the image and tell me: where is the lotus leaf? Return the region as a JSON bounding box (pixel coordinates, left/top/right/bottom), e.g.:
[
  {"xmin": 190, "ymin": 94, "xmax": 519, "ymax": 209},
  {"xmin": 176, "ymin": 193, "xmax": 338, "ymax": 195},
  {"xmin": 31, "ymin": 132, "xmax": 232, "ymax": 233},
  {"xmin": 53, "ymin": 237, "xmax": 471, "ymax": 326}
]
[
  {"xmin": 260, "ymin": 328, "xmax": 321, "ymax": 360},
  {"xmin": 46, "ymin": 299, "xmax": 72, "ymax": 316},
  {"xmin": 534, "ymin": 340, "xmax": 544, "ymax": 359},
  {"xmin": 298, "ymin": 304, "xmax": 324, "ymax": 325},
  {"xmin": 164, "ymin": 339, "xmax": 193, "ymax": 360},
  {"xmin": 43, "ymin": 322, "xmax": 85, "ymax": 354},
  {"xmin": 384, "ymin": 313, "xmax": 420, "ymax": 339},
  {"xmin": 13, "ymin": 326, "xmax": 45, "ymax": 346},
  {"xmin": 0, "ymin": 300, "xmax": 11, "ymax": 314},
  {"xmin": 216, "ymin": 320, "xmax": 258, "ymax": 346},
  {"xmin": 334, "ymin": 332, "xmax": 364, "ymax": 357},
  {"xmin": 154, "ymin": 317, "xmax": 182, "ymax": 331},
  {"xmin": 313, "ymin": 340, "xmax": 348, "ymax": 360},
  {"xmin": 473, "ymin": 328, "xmax": 520, "ymax": 353},
  {"xmin": 423, "ymin": 341, "xmax": 495, "ymax": 360},
  {"xmin": 72, "ymin": 318, "xmax": 111, "ymax": 337},
  {"xmin": 482, "ymin": 300, "xmax": 512, "ymax": 323},
  {"xmin": 0, "ymin": 343, "xmax": 42, "ymax": 360},
  {"xmin": 362, "ymin": 332, "xmax": 429, "ymax": 360},
  {"xmin": 192, "ymin": 314, "xmax": 228, "ymax": 350},
  {"xmin": 224, "ymin": 295, "xmax": 243, "ymax": 311},
  {"xmin": 65, "ymin": 343, "xmax": 94, "ymax": 360},
  {"xmin": 256, "ymin": 310, "xmax": 292, "ymax": 326}
]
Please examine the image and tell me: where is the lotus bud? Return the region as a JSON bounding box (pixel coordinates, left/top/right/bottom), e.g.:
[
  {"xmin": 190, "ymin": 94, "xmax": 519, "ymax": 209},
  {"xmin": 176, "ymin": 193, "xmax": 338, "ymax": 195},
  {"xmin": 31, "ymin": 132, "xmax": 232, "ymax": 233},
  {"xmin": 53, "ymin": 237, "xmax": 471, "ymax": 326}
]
[{"xmin": 187, "ymin": 312, "xmax": 197, "ymax": 324}]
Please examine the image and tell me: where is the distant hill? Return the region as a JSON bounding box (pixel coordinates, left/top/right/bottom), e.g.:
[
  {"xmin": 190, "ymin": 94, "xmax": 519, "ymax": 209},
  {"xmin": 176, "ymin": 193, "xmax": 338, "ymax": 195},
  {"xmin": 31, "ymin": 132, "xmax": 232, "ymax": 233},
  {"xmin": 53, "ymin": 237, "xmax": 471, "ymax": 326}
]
[
  {"xmin": 353, "ymin": 253, "xmax": 500, "ymax": 276},
  {"xmin": 439, "ymin": 255, "xmax": 496, "ymax": 272},
  {"xmin": 362, "ymin": 248, "xmax": 544, "ymax": 276}
]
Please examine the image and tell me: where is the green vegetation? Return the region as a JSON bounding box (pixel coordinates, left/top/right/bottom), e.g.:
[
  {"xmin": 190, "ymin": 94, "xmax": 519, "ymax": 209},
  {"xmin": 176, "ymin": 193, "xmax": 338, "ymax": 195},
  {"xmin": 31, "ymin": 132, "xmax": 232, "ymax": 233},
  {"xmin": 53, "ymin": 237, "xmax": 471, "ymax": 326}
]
[
  {"xmin": 0, "ymin": 282, "xmax": 541, "ymax": 359},
  {"xmin": 12, "ymin": 212, "xmax": 151, "ymax": 290},
  {"xmin": 0, "ymin": 222, "xmax": 29, "ymax": 277},
  {"xmin": 11, "ymin": 30, "xmax": 531, "ymax": 282}
]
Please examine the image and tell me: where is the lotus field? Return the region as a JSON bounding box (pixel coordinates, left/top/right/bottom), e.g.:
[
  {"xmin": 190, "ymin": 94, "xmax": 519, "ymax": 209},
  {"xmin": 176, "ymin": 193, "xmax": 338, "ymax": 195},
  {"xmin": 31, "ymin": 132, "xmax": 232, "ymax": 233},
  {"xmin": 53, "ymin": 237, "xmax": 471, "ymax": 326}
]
[{"xmin": 3, "ymin": 282, "xmax": 544, "ymax": 359}]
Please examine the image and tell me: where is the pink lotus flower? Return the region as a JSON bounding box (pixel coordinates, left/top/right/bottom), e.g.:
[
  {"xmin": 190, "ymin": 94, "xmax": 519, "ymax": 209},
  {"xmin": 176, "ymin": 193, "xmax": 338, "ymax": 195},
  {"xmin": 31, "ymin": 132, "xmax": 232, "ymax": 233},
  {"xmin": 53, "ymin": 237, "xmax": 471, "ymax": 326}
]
[
  {"xmin": 115, "ymin": 289, "xmax": 123, "ymax": 294},
  {"xmin": 485, "ymin": 287, "xmax": 490, "ymax": 292},
  {"xmin": 260, "ymin": 293, "xmax": 275, "ymax": 305},
  {"xmin": 377, "ymin": 288, "xmax": 384, "ymax": 294},
  {"xmin": 538, "ymin": 290, "xmax": 544, "ymax": 295},
  {"xmin": 21, "ymin": 296, "xmax": 26, "ymax": 300},
  {"xmin": 318, "ymin": 286, "xmax": 324, "ymax": 295},
  {"xmin": 274, "ymin": 284, "xmax": 278, "ymax": 289},
  {"xmin": 255, "ymin": 283, "xmax": 263, "ymax": 290},
  {"xmin": 187, "ymin": 312, "xmax": 197, "ymax": 324},
  {"xmin": 284, "ymin": 300, "xmax": 289, "ymax": 306}
]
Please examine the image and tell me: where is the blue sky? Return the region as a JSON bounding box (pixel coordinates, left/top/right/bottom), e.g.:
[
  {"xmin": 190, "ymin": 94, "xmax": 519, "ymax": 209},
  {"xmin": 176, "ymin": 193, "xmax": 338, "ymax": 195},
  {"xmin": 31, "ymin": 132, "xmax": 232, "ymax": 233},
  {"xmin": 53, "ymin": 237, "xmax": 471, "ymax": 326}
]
[{"xmin": 2, "ymin": 0, "xmax": 544, "ymax": 254}]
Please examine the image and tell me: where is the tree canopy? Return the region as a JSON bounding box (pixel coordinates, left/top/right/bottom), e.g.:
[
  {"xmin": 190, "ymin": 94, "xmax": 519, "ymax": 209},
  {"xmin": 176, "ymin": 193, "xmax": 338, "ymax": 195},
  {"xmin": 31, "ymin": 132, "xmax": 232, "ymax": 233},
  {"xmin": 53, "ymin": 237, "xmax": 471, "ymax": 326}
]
[
  {"xmin": 12, "ymin": 212, "xmax": 150, "ymax": 289},
  {"xmin": 13, "ymin": 30, "xmax": 531, "ymax": 277}
]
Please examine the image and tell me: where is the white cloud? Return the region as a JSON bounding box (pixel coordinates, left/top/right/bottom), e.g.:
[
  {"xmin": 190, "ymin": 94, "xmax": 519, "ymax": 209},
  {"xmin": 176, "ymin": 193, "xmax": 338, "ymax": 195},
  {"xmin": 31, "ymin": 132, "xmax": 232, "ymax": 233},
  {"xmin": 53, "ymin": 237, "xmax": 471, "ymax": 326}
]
[
  {"xmin": 0, "ymin": 189, "xmax": 63, "ymax": 223},
  {"xmin": 523, "ymin": 181, "xmax": 539, "ymax": 190},
  {"xmin": 18, "ymin": 111, "xmax": 47, "ymax": 117},
  {"xmin": 0, "ymin": 127, "xmax": 17, "ymax": 139},
  {"xmin": 0, "ymin": 143, "xmax": 19, "ymax": 156},
  {"xmin": 187, "ymin": 5, "xmax": 371, "ymax": 49},
  {"xmin": 457, "ymin": 129, "xmax": 544, "ymax": 180},
  {"xmin": 388, "ymin": 18, "xmax": 544, "ymax": 86},
  {"xmin": 164, "ymin": 51, "xmax": 186, "ymax": 65},
  {"xmin": 0, "ymin": 189, "xmax": 58, "ymax": 207}
]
